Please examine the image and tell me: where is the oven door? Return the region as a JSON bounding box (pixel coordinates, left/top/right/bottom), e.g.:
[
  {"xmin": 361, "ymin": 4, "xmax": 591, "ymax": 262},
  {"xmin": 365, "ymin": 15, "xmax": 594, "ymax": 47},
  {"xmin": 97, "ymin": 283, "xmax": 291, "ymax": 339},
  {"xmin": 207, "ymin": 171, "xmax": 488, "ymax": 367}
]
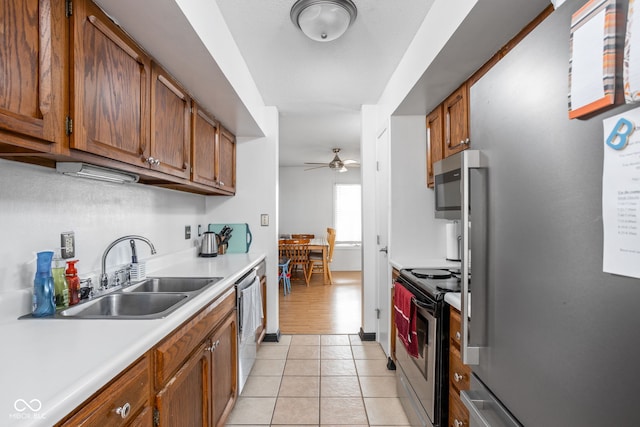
[{"xmin": 396, "ymin": 299, "xmax": 438, "ymax": 426}]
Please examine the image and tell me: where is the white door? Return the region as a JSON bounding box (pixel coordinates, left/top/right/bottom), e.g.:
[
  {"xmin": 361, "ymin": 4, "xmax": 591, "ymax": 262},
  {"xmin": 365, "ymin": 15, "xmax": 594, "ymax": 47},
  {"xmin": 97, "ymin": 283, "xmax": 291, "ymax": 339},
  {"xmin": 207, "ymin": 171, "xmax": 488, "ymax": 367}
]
[{"xmin": 375, "ymin": 126, "xmax": 391, "ymax": 356}]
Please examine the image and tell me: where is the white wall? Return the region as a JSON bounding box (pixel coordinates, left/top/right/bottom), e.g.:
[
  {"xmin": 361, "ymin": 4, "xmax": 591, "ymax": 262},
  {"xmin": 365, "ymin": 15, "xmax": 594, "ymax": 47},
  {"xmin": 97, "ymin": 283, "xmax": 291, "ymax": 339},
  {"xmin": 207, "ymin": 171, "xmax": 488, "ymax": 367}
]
[
  {"xmin": 0, "ymin": 158, "xmax": 207, "ymax": 317},
  {"xmin": 390, "ymin": 116, "xmax": 448, "ymax": 262},
  {"xmin": 279, "ymin": 165, "xmax": 362, "ymax": 271},
  {"xmin": 206, "ymin": 107, "xmax": 280, "ymax": 333}
]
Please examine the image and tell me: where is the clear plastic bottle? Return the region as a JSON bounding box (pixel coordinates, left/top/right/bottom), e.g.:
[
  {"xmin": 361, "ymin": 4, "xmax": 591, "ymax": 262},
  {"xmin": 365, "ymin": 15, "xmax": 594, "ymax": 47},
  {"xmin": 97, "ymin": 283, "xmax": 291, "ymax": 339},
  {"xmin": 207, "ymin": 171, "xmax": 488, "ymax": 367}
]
[
  {"xmin": 33, "ymin": 251, "xmax": 55, "ymax": 317},
  {"xmin": 66, "ymin": 260, "xmax": 80, "ymax": 306},
  {"xmin": 52, "ymin": 252, "xmax": 69, "ymax": 309}
]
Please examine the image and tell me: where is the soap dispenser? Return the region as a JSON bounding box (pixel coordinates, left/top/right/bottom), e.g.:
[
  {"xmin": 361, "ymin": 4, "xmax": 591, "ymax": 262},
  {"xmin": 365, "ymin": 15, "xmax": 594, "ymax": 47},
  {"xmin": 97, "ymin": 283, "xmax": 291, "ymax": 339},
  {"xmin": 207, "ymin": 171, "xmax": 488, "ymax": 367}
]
[
  {"xmin": 65, "ymin": 260, "xmax": 80, "ymax": 306},
  {"xmin": 52, "ymin": 251, "xmax": 69, "ymax": 309},
  {"xmin": 33, "ymin": 251, "xmax": 55, "ymax": 317}
]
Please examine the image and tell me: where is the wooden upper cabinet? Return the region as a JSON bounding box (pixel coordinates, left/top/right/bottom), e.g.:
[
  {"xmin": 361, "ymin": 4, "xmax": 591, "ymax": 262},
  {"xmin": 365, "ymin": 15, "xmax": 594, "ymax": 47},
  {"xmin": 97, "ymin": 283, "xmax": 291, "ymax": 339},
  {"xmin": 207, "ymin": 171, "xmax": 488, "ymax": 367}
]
[
  {"xmin": 426, "ymin": 105, "xmax": 444, "ymax": 188},
  {"xmin": 150, "ymin": 63, "xmax": 191, "ymax": 179},
  {"xmin": 0, "ymin": 0, "xmax": 66, "ymax": 151},
  {"xmin": 191, "ymin": 105, "xmax": 236, "ymax": 194},
  {"xmin": 444, "ymin": 83, "xmax": 470, "ymax": 158},
  {"xmin": 217, "ymin": 126, "xmax": 236, "ymax": 194},
  {"xmin": 70, "ymin": 0, "xmax": 150, "ymax": 166},
  {"xmin": 192, "ymin": 104, "xmax": 218, "ymax": 188}
]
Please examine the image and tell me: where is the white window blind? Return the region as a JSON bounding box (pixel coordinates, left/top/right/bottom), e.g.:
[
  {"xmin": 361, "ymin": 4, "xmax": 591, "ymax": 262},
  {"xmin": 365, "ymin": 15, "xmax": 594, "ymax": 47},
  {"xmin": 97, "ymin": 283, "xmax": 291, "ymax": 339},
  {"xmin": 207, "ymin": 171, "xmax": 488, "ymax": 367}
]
[{"xmin": 334, "ymin": 184, "xmax": 362, "ymax": 243}]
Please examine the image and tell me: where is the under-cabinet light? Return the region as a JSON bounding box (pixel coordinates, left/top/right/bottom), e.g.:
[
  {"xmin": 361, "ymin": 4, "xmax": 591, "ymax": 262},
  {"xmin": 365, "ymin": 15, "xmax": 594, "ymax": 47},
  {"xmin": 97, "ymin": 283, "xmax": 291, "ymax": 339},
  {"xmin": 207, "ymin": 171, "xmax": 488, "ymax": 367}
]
[{"xmin": 56, "ymin": 162, "xmax": 139, "ymax": 184}]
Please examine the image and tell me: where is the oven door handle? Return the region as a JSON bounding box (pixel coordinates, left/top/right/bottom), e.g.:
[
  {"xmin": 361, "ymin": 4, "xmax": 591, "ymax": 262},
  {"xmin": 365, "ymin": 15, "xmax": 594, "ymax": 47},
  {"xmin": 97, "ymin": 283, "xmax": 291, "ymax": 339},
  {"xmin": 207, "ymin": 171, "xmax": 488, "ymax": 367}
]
[{"xmin": 411, "ymin": 297, "xmax": 436, "ymax": 314}]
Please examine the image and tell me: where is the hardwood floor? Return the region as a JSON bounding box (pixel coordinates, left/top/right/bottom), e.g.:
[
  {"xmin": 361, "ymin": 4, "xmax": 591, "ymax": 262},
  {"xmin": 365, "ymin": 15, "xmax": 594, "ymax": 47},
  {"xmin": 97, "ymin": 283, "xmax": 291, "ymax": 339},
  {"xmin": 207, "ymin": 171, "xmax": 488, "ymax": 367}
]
[{"xmin": 278, "ymin": 270, "xmax": 362, "ymax": 335}]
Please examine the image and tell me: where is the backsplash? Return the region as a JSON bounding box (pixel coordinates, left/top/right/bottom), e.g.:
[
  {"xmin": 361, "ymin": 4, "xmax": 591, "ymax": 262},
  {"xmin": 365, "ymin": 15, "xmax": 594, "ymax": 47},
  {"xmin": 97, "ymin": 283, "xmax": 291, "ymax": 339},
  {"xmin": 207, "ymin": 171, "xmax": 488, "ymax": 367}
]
[{"xmin": 0, "ymin": 158, "xmax": 207, "ymax": 295}]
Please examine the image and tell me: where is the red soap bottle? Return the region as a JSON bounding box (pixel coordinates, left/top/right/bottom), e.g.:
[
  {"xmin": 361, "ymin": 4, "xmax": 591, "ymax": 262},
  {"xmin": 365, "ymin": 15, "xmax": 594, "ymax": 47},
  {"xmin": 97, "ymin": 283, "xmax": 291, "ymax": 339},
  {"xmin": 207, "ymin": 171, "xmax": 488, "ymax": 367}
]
[{"xmin": 65, "ymin": 260, "xmax": 81, "ymax": 306}]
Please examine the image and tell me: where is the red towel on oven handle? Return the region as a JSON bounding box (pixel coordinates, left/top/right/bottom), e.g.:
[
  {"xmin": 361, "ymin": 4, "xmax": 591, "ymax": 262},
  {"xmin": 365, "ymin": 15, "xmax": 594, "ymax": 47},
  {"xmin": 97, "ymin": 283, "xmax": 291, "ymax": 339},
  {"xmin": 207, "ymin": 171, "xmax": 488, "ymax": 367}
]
[{"xmin": 394, "ymin": 283, "xmax": 419, "ymax": 358}]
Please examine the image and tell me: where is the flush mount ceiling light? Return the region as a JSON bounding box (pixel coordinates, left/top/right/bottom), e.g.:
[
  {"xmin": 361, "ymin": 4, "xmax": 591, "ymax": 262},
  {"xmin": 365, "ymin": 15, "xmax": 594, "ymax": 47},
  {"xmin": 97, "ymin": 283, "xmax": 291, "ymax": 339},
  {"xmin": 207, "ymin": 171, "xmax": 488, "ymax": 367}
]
[
  {"xmin": 56, "ymin": 162, "xmax": 139, "ymax": 184},
  {"xmin": 290, "ymin": 0, "xmax": 357, "ymax": 42}
]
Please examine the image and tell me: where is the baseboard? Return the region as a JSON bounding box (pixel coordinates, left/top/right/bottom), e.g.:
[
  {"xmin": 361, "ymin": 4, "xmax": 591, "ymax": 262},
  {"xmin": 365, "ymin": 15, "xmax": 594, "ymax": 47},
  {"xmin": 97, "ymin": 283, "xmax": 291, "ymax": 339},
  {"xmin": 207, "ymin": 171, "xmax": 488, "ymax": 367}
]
[
  {"xmin": 358, "ymin": 327, "xmax": 376, "ymax": 341},
  {"xmin": 262, "ymin": 329, "xmax": 281, "ymax": 342}
]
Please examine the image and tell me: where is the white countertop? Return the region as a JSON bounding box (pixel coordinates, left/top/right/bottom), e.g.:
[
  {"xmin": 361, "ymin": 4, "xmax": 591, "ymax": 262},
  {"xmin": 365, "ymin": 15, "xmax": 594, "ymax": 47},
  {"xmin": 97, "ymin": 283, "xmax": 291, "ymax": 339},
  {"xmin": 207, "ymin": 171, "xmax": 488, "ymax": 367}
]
[
  {"xmin": 0, "ymin": 252, "xmax": 264, "ymax": 426},
  {"xmin": 445, "ymin": 292, "xmax": 462, "ymax": 311}
]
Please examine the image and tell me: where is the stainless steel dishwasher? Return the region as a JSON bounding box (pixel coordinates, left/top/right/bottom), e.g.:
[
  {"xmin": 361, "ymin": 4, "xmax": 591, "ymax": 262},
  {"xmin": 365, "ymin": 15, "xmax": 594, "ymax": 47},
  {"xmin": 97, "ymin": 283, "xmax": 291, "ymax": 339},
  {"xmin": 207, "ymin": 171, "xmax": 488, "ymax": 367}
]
[{"xmin": 235, "ymin": 261, "xmax": 264, "ymax": 394}]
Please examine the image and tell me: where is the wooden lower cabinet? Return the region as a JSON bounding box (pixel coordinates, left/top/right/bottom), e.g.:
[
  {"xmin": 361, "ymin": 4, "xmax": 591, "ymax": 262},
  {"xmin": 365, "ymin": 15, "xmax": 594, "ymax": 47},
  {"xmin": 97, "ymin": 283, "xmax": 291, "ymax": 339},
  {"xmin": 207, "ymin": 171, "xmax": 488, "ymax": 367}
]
[
  {"xmin": 56, "ymin": 355, "xmax": 151, "ymax": 427},
  {"xmin": 448, "ymin": 306, "xmax": 471, "ymax": 427},
  {"xmin": 156, "ymin": 341, "xmax": 210, "ymax": 427},
  {"xmin": 210, "ymin": 312, "xmax": 237, "ymax": 427},
  {"xmin": 154, "ymin": 288, "xmax": 237, "ymax": 427}
]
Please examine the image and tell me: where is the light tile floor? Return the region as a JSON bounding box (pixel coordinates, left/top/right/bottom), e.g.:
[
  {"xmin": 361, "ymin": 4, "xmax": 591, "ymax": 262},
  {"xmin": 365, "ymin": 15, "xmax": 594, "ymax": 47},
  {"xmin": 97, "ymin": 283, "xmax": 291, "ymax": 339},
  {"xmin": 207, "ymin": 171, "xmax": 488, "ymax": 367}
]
[{"xmin": 226, "ymin": 334, "xmax": 410, "ymax": 426}]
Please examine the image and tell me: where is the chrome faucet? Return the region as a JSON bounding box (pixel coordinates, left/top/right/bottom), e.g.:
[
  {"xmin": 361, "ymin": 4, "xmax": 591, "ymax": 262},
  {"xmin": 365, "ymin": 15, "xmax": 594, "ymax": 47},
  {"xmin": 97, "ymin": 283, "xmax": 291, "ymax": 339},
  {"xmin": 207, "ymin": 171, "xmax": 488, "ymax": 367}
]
[{"xmin": 100, "ymin": 235, "xmax": 157, "ymax": 289}]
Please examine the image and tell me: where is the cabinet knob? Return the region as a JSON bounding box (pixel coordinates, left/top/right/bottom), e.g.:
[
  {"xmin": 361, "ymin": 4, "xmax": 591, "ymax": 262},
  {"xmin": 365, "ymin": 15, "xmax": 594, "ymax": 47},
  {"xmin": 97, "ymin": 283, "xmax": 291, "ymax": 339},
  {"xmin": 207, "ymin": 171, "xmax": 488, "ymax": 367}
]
[
  {"xmin": 455, "ymin": 331, "xmax": 461, "ymax": 341},
  {"xmin": 206, "ymin": 340, "xmax": 221, "ymax": 352},
  {"xmin": 219, "ymin": 181, "xmax": 224, "ymax": 186},
  {"xmin": 454, "ymin": 419, "xmax": 465, "ymax": 427},
  {"xmin": 115, "ymin": 402, "xmax": 131, "ymax": 419},
  {"xmin": 454, "ymin": 372, "xmax": 465, "ymax": 382},
  {"xmin": 144, "ymin": 157, "xmax": 160, "ymax": 166},
  {"xmin": 463, "ymin": 138, "xmax": 470, "ymax": 145}
]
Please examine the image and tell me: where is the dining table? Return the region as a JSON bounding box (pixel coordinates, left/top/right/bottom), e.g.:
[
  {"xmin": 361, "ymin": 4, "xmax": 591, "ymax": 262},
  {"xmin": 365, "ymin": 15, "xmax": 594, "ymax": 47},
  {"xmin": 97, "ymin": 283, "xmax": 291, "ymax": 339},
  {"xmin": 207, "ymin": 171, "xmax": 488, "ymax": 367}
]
[{"xmin": 279, "ymin": 237, "xmax": 330, "ymax": 285}]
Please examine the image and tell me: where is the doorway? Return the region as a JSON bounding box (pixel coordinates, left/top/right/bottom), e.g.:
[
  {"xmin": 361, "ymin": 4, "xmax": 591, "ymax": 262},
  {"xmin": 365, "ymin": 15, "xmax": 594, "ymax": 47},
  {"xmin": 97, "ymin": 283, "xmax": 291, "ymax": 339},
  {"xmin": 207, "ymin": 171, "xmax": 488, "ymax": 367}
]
[{"xmin": 278, "ymin": 166, "xmax": 363, "ymax": 334}]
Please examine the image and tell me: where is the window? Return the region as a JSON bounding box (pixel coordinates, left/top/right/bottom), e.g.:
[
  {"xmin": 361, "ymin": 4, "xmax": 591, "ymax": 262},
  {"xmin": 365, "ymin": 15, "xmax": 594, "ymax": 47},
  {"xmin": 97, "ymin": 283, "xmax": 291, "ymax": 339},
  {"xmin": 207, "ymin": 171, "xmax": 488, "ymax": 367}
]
[{"xmin": 334, "ymin": 184, "xmax": 361, "ymax": 243}]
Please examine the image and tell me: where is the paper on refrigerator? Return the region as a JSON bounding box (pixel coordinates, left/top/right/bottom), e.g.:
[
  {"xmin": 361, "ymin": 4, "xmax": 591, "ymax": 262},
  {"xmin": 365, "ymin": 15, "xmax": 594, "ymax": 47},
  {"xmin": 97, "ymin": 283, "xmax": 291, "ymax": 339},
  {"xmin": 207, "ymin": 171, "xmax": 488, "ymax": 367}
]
[{"xmin": 602, "ymin": 107, "xmax": 640, "ymax": 278}]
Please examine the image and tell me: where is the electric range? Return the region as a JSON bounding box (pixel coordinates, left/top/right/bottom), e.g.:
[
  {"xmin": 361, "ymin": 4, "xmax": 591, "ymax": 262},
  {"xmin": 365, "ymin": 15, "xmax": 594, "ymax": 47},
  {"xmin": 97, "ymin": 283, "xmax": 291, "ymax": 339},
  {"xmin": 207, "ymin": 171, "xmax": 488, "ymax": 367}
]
[{"xmin": 394, "ymin": 267, "xmax": 462, "ymax": 427}]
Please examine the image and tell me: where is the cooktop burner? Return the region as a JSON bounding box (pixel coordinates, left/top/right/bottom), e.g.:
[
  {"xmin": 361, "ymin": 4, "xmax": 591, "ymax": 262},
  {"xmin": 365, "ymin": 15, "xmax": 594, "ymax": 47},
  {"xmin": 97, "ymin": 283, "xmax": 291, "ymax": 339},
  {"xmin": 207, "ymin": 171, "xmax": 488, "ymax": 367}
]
[
  {"xmin": 399, "ymin": 268, "xmax": 462, "ymax": 298},
  {"xmin": 411, "ymin": 269, "xmax": 452, "ymax": 279}
]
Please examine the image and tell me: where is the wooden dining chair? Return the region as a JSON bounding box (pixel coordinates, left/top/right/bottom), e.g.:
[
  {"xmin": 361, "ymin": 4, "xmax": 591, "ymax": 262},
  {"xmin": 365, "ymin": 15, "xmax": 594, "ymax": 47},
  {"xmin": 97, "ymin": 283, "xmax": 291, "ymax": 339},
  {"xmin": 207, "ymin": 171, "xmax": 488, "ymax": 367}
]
[
  {"xmin": 307, "ymin": 228, "xmax": 336, "ymax": 284},
  {"xmin": 279, "ymin": 239, "xmax": 311, "ymax": 286}
]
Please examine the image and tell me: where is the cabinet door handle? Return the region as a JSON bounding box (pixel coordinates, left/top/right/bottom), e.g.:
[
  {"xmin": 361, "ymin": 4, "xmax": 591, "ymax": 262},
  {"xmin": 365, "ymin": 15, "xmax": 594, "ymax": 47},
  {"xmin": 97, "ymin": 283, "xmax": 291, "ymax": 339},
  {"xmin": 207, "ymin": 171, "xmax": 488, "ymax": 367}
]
[
  {"xmin": 219, "ymin": 181, "xmax": 224, "ymax": 186},
  {"xmin": 115, "ymin": 402, "xmax": 131, "ymax": 419},
  {"xmin": 454, "ymin": 372, "xmax": 465, "ymax": 382},
  {"xmin": 454, "ymin": 418, "xmax": 465, "ymax": 427},
  {"xmin": 455, "ymin": 331, "xmax": 461, "ymax": 341}
]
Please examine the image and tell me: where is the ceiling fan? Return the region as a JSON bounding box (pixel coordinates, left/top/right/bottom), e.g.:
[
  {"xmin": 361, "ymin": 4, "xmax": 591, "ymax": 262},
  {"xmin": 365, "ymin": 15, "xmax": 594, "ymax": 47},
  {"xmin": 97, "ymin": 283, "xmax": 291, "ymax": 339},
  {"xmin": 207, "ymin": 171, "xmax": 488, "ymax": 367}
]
[{"xmin": 304, "ymin": 148, "xmax": 360, "ymax": 172}]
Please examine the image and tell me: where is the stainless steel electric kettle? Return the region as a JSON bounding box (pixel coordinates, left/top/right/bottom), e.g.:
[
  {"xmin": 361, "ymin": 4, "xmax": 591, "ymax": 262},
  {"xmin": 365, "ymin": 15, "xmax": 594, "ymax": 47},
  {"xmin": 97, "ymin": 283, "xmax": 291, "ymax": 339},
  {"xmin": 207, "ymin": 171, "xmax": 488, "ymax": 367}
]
[{"xmin": 200, "ymin": 231, "xmax": 219, "ymax": 257}]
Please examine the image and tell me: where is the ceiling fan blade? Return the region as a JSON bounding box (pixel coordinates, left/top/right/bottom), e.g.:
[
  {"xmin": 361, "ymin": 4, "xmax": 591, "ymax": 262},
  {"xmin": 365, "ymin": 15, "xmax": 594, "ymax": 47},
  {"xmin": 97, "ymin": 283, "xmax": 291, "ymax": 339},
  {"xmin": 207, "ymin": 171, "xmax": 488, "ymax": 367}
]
[
  {"xmin": 303, "ymin": 162, "xmax": 330, "ymax": 166},
  {"xmin": 343, "ymin": 160, "xmax": 359, "ymax": 165},
  {"xmin": 304, "ymin": 165, "xmax": 328, "ymax": 171}
]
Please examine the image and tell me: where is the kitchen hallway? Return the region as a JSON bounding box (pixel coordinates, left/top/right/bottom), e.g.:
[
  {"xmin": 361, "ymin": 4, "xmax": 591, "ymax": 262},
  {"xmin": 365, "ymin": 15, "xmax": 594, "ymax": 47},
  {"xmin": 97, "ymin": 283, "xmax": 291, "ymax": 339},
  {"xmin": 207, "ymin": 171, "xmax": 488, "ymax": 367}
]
[{"xmin": 225, "ymin": 334, "xmax": 410, "ymax": 426}]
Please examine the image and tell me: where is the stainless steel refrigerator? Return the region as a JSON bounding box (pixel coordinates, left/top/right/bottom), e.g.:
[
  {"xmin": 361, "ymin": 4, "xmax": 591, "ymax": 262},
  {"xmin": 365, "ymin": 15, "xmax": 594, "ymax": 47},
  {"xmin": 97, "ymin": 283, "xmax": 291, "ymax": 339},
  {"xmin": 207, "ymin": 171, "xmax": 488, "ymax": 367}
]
[{"xmin": 460, "ymin": 0, "xmax": 639, "ymax": 426}]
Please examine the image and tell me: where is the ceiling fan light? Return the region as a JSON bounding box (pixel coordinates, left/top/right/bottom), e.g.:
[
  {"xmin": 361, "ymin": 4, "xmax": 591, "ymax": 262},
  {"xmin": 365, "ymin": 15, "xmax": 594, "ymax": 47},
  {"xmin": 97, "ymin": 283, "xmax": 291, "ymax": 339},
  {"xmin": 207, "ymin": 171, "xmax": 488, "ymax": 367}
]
[
  {"xmin": 338, "ymin": 165, "xmax": 348, "ymax": 173},
  {"xmin": 291, "ymin": 0, "xmax": 357, "ymax": 42}
]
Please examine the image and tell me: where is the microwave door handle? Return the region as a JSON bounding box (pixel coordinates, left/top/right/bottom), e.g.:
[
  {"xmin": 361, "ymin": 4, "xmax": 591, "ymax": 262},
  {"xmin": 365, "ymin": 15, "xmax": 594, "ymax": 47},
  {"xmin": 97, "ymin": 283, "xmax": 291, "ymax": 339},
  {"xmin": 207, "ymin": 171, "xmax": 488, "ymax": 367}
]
[{"xmin": 461, "ymin": 151, "xmax": 487, "ymax": 366}]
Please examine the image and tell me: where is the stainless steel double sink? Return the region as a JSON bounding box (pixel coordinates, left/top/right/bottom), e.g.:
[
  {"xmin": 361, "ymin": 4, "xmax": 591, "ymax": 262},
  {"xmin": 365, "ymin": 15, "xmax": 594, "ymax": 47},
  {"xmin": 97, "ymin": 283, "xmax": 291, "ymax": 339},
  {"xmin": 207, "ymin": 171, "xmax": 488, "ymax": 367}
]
[{"xmin": 57, "ymin": 277, "xmax": 222, "ymax": 319}]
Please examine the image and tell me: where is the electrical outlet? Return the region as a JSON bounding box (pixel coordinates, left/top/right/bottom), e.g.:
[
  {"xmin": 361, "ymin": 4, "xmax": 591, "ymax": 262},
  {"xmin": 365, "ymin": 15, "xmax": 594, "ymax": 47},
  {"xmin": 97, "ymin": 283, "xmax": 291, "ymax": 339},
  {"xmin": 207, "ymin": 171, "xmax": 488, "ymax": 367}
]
[
  {"xmin": 261, "ymin": 214, "xmax": 269, "ymax": 226},
  {"xmin": 61, "ymin": 232, "xmax": 75, "ymax": 259},
  {"xmin": 185, "ymin": 225, "xmax": 191, "ymax": 239}
]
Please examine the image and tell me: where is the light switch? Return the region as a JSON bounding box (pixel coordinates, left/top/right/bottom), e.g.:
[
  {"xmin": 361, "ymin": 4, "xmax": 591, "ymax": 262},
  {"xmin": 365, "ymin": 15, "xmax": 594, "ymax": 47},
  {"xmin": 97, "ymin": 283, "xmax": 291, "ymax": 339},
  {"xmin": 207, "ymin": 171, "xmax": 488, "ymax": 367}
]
[{"xmin": 260, "ymin": 214, "xmax": 269, "ymax": 226}]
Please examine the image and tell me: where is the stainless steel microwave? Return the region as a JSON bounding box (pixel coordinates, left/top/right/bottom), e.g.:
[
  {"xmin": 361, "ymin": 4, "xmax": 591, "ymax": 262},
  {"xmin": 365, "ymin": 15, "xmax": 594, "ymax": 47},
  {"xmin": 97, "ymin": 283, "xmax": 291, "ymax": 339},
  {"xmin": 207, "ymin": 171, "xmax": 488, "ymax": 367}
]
[{"xmin": 433, "ymin": 152, "xmax": 463, "ymax": 219}]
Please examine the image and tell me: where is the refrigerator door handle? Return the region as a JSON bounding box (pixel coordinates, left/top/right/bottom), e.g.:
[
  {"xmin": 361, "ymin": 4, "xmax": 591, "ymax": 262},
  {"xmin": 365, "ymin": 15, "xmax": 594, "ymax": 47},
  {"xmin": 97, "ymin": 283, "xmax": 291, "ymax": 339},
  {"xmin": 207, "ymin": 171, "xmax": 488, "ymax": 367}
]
[{"xmin": 461, "ymin": 150, "xmax": 486, "ymax": 365}]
